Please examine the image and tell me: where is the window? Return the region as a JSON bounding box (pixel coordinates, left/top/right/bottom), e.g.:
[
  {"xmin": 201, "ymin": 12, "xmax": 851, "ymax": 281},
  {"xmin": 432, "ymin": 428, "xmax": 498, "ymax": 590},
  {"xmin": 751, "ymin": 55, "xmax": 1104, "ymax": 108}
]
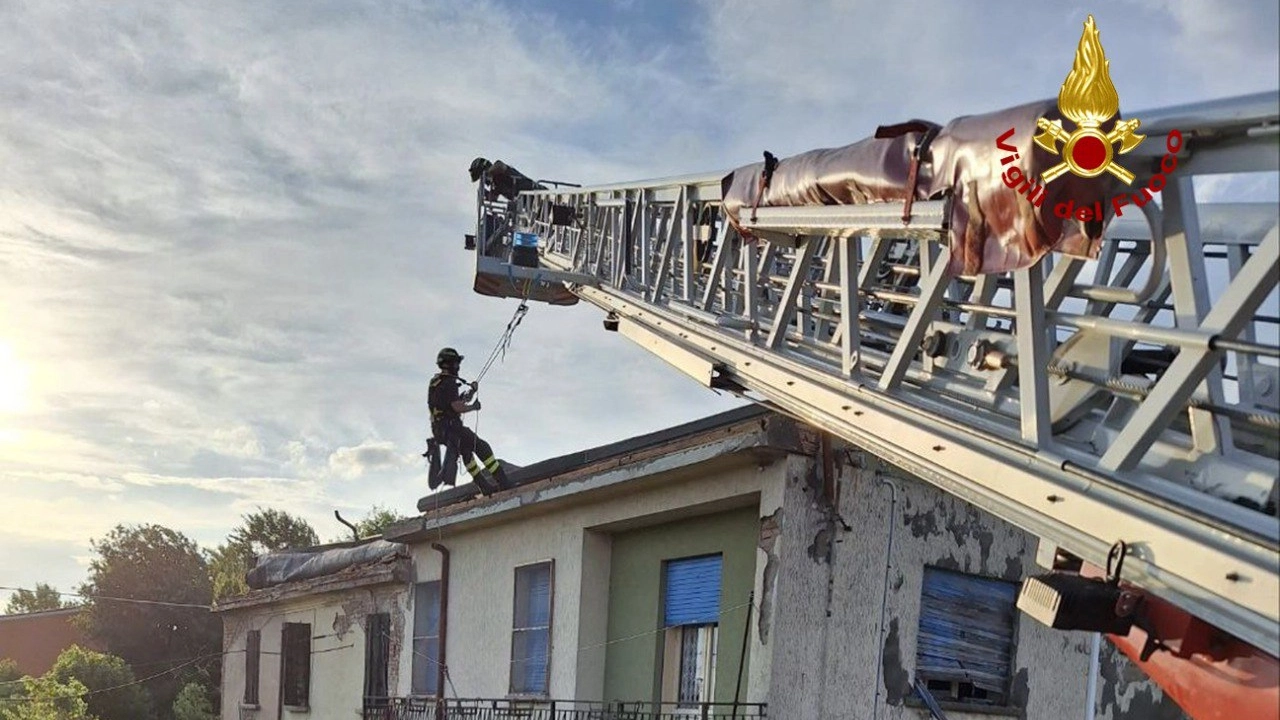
[
  {"xmin": 660, "ymin": 555, "xmax": 723, "ymax": 709},
  {"xmin": 243, "ymin": 630, "xmax": 260, "ymax": 706},
  {"xmin": 510, "ymin": 561, "xmax": 553, "ymax": 695},
  {"xmin": 364, "ymin": 613, "xmax": 391, "ymax": 708},
  {"xmin": 674, "ymin": 624, "xmax": 718, "ymax": 707},
  {"xmin": 915, "ymin": 567, "xmax": 1019, "ymax": 707},
  {"xmin": 412, "ymin": 582, "xmax": 442, "ymax": 696},
  {"xmin": 281, "ymin": 622, "xmax": 311, "ymax": 709}
]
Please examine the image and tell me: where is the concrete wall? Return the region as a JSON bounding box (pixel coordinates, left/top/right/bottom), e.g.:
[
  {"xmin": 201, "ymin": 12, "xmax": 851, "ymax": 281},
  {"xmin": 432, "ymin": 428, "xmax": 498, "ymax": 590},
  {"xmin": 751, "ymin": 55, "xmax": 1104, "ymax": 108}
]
[
  {"xmin": 765, "ymin": 448, "xmax": 1188, "ymax": 720},
  {"xmin": 407, "ymin": 455, "xmax": 780, "ymax": 703},
  {"xmin": 219, "ymin": 583, "xmax": 408, "ymax": 720},
  {"xmin": 602, "ymin": 506, "xmax": 759, "ymax": 705}
]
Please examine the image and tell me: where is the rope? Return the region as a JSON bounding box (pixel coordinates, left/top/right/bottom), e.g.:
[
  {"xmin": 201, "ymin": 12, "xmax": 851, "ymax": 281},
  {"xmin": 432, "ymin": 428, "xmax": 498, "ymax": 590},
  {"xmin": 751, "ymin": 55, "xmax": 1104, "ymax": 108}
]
[{"xmin": 473, "ymin": 299, "xmax": 530, "ymax": 384}]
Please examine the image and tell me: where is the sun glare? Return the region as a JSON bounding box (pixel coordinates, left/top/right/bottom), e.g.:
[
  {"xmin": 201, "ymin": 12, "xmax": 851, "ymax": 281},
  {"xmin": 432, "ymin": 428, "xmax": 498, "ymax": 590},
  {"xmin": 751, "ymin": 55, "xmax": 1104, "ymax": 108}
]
[{"xmin": 0, "ymin": 340, "xmax": 31, "ymax": 414}]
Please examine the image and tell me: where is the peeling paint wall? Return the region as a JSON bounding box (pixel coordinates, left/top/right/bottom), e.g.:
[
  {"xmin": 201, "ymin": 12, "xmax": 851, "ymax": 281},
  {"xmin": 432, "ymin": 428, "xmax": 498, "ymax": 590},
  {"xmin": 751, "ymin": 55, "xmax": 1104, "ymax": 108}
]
[
  {"xmin": 765, "ymin": 449, "xmax": 1187, "ymax": 720},
  {"xmin": 1095, "ymin": 642, "xmax": 1189, "ymax": 720},
  {"xmin": 218, "ymin": 584, "xmax": 409, "ymax": 720}
]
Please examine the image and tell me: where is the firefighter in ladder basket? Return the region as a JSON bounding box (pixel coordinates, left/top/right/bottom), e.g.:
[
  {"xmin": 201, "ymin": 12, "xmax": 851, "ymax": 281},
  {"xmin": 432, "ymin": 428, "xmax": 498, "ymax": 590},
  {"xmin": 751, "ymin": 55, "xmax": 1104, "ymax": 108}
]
[{"xmin": 425, "ymin": 347, "xmax": 512, "ymax": 495}]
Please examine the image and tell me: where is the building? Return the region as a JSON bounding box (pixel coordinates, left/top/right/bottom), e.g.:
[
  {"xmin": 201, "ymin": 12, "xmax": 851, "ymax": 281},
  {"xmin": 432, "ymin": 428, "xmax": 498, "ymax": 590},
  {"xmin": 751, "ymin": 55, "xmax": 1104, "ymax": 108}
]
[
  {"xmin": 214, "ymin": 540, "xmax": 412, "ymax": 720},
  {"xmin": 216, "ymin": 407, "xmax": 1186, "ymax": 719},
  {"xmin": 0, "ymin": 607, "xmax": 98, "ymax": 677}
]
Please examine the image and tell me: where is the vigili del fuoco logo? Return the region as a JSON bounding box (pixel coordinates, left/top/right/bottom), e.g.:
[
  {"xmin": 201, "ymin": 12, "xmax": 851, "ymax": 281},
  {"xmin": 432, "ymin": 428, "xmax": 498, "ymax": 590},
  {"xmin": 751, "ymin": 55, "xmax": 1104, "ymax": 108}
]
[{"xmin": 996, "ymin": 15, "xmax": 1184, "ymax": 222}]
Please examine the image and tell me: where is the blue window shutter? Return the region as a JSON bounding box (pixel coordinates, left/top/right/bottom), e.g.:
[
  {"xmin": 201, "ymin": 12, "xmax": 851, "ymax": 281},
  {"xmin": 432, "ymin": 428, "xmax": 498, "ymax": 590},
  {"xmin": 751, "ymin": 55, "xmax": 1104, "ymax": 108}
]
[
  {"xmin": 512, "ymin": 562, "xmax": 553, "ymax": 694},
  {"xmin": 664, "ymin": 555, "xmax": 723, "ymax": 627},
  {"xmin": 916, "ymin": 567, "xmax": 1018, "ymax": 696},
  {"xmin": 412, "ymin": 582, "xmax": 441, "ymax": 695},
  {"xmin": 526, "ymin": 566, "xmax": 551, "ymax": 626}
]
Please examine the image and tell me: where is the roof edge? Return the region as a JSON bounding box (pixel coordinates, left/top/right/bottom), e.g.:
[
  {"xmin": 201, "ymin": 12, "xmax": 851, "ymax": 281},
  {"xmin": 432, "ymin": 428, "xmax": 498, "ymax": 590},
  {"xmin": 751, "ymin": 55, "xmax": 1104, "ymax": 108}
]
[
  {"xmin": 214, "ymin": 555, "xmax": 412, "ymax": 612},
  {"xmin": 412, "ymin": 404, "xmax": 769, "ymax": 512}
]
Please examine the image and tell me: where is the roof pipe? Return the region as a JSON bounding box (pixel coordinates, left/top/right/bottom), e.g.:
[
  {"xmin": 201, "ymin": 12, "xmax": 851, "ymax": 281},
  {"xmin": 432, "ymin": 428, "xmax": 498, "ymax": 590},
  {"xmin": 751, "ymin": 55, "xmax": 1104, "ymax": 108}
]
[
  {"xmin": 334, "ymin": 510, "xmax": 360, "ymax": 541},
  {"xmin": 431, "ymin": 542, "xmax": 450, "ymax": 720},
  {"xmin": 872, "ymin": 473, "xmax": 900, "ymax": 720}
]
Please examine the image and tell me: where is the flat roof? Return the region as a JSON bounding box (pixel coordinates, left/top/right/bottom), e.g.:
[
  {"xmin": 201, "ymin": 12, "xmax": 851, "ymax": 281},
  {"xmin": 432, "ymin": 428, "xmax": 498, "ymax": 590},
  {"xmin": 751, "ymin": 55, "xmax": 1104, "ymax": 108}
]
[{"xmin": 416, "ymin": 403, "xmax": 770, "ymax": 512}]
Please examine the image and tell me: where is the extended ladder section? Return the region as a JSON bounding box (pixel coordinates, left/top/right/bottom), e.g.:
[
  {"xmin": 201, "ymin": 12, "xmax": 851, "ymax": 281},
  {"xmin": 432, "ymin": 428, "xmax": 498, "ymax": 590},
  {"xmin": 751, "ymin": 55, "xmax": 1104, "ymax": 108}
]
[{"xmin": 471, "ymin": 94, "xmax": 1280, "ymax": 670}]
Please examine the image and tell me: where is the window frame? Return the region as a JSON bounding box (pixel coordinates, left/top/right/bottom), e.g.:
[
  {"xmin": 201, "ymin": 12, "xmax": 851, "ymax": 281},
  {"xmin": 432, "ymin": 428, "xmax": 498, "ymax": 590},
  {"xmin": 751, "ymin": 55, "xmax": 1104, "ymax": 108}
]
[
  {"xmin": 280, "ymin": 622, "xmax": 312, "ymax": 710},
  {"xmin": 914, "ymin": 566, "xmax": 1020, "ymax": 709},
  {"xmin": 363, "ymin": 612, "xmax": 391, "ymax": 709},
  {"xmin": 659, "ymin": 553, "xmax": 724, "ymax": 711},
  {"xmin": 411, "ymin": 581, "xmax": 443, "ymax": 697},
  {"xmin": 672, "ymin": 623, "xmax": 718, "ymax": 710},
  {"xmin": 243, "ymin": 629, "xmax": 260, "ymax": 707},
  {"xmin": 508, "ymin": 560, "xmax": 555, "ymax": 697}
]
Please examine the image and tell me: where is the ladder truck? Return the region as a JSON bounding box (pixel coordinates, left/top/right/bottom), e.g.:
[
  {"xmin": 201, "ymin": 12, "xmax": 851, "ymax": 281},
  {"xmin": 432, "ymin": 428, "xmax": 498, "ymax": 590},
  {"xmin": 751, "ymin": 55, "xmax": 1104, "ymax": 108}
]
[{"xmin": 466, "ymin": 91, "xmax": 1280, "ymax": 720}]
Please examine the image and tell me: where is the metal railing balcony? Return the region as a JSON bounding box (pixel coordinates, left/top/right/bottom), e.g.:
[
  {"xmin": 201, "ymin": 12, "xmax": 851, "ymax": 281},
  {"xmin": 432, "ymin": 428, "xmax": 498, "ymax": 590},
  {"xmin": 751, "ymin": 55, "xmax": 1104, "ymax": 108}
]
[{"xmin": 362, "ymin": 697, "xmax": 767, "ymax": 720}]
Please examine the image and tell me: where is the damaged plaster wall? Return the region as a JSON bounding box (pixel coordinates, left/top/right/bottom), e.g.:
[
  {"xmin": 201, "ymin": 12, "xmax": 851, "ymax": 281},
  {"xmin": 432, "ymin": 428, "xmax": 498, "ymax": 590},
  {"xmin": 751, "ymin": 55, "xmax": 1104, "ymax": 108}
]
[
  {"xmin": 749, "ymin": 452, "xmax": 788, "ymax": 704},
  {"xmin": 218, "ymin": 584, "xmax": 409, "ymax": 720},
  {"xmin": 765, "ymin": 452, "xmax": 842, "ymax": 720},
  {"xmin": 1095, "ymin": 642, "xmax": 1189, "ymax": 720},
  {"xmin": 765, "ymin": 448, "xmax": 1187, "ymax": 720}
]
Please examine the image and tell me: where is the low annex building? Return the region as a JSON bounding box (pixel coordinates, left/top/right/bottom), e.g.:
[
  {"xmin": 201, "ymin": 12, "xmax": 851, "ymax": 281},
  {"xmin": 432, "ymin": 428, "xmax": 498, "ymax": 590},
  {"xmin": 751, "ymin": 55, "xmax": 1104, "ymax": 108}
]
[{"xmin": 0, "ymin": 607, "xmax": 99, "ymax": 677}]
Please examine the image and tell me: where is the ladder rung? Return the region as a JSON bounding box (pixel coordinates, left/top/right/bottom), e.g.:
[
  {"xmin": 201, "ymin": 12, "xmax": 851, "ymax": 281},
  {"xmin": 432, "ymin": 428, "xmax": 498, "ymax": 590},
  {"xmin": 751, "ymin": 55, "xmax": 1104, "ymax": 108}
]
[{"xmin": 740, "ymin": 200, "xmax": 950, "ymax": 235}]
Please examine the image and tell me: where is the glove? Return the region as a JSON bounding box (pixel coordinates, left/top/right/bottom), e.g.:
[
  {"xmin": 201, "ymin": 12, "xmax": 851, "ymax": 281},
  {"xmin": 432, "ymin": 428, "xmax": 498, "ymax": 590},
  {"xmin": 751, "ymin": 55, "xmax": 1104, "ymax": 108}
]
[{"xmin": 468, "ymin": 400, "xmax": 482, "ymax": 412}]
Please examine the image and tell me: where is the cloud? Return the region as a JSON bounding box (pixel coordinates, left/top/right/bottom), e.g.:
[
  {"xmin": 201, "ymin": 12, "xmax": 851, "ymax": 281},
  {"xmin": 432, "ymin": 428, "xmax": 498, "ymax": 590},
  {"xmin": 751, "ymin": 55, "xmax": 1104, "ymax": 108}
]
[{"xmin": 327, "ymin": 440, "xmax": 408, "ymax": 479}]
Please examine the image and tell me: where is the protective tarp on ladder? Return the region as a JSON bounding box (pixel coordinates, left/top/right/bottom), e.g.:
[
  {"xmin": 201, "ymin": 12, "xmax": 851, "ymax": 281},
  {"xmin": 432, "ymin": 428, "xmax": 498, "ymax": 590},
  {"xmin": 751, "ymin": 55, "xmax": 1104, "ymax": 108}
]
[{"xmin": 720, "ymin": 100, "xmax": 1123, "ymax": 276}]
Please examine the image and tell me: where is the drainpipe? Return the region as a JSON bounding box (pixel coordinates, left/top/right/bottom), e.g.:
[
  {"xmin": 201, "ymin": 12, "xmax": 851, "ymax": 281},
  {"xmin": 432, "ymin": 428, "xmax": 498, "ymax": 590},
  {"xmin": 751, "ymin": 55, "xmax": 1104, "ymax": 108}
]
[
  {"xmin": 432, "ymin": 543, "xmax": 450, "ymax": 720},
  {"xmin": 1084, "ymin": 632, "xmax": 1101, "ymax": 720},
  {"xmin": 871, "ymin": 474, "xmax": 899, "ymax": 720}
]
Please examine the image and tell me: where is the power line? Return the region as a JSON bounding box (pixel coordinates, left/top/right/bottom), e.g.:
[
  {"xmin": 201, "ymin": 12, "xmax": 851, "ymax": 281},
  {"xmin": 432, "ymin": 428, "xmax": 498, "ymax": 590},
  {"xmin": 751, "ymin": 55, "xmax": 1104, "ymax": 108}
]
[
  {"xmin": 0, "ymin": 585, "xmax": 211, "ymax": 610},
  {"xmin": 0, "ymin": 650, "xmax": 222, "ymax": 699}
]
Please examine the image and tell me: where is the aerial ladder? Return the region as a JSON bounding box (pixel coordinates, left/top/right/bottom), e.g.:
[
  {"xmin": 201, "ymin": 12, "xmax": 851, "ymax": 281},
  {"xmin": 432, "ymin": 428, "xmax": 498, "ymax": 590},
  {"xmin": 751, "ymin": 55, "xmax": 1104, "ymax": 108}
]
[{"xmin": 467, "ymin": 91, "xmax": 1280, "ymax": 720}]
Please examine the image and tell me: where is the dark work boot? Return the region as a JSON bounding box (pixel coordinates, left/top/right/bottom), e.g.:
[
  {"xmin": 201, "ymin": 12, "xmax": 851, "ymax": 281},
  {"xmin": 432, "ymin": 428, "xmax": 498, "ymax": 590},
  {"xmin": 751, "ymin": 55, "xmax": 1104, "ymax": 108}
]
[
  {"xmin": 481, "ymin": 455, "xmax": 513, "ymax": 489},
  {"xmin": 465, "ymin": 460, "xmax": 500, "ymax": 496}
]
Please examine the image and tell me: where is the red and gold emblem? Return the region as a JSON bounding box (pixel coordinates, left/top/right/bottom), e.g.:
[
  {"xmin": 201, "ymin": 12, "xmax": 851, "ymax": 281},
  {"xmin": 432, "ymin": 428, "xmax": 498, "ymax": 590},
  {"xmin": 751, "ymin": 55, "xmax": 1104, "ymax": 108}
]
[{"xmin": 1034, "ymin": 15, "xmax": 1145, "ymax": 184}]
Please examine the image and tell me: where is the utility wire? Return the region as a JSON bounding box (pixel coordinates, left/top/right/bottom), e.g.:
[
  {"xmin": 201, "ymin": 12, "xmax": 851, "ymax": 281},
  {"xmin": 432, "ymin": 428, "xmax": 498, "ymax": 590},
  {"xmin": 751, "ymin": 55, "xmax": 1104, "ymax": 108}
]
[
  {"xmin": 0, "ymin": 585, "xmax": 211, "ymax": 610},
  {"xmin": 0, "ymin": 643, "xmax": 353, "ymax": 694},
  {"xmin": 0, "ymin": 651, "xmax": 221, "ymax": 701}
]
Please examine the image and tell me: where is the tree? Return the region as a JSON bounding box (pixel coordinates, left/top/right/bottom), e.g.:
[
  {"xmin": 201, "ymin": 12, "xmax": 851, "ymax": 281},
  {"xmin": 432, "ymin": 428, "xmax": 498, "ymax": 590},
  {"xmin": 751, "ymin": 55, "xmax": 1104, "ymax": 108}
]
[
  {"xmin": 227, "ymin": 508, "xmax": 318, "ymax": 552},
  {"xmin": 77, "ymin": 524, "xmax": 218, "ymax": 720},
  {"xmin": 353, "ymin": 505, "xmax": 409, "ymax": 538},
  {"xmin": 0, "ymin": 675, "xmax": 93, "ymax": 720},
  {"xmin": 48, "ymin": 647, "xmax": 151, "ymax": 720},
  {"xmin": 210, "ymin": 509, "xmax": 319, "ymax": 601},
  {"xmin": 4, "ymin": 584, "xmax": 70, "ymax": 615},
  {"xmin": 0, "ymin": 658, "xmax": 21, "ymax": 700},
  {"xmin": 170, "ymin": 682, "xmax": 214, "ymax": 720}
]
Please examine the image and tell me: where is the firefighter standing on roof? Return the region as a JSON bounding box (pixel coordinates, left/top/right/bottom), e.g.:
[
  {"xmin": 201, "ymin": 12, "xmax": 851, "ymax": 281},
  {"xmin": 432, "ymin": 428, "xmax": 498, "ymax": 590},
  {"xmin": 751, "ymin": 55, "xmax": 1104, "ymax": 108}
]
[{"xmin": 427, "ymin": 347, "xmax": 511, "ymax": 494}]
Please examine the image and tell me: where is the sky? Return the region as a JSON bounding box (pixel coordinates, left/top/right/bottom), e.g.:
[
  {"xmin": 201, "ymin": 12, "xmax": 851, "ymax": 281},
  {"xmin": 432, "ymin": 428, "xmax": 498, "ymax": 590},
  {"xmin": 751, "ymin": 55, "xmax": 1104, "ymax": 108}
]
[{"xmin": 0, "ymin": 0, "xmax": 1276, "ymax": 607}]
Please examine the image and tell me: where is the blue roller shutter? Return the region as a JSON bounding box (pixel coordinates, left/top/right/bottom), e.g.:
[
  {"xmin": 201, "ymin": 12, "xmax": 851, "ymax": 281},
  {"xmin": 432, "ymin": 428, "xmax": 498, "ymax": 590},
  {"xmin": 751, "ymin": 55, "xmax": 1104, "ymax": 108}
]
[
  {"xmin": 916, "ymin": 567, "xmax": 1018, "ymax": 698},
  {"xmin": 664, "ymin": 554, "xmax": 723, "ymax": 627}
]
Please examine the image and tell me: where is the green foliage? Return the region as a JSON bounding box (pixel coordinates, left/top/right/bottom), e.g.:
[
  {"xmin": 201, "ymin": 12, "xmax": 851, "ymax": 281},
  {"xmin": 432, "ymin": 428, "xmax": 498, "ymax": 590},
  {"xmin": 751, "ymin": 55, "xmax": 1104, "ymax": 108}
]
[
  {"xmin": 48, "ymin": 646, "xmax": 151, "ymax": 720},
  {"xmin": 228, "ymin": 508, "xmax": 319, "ymax": 553},
  {"xmin": 4, "ymin": 584, "xmax": 70, "ymax": 615},
  {"xmin": 207, "ymin": 543, "xmax": 250, "ymax": 602},
  {"xmin": 0, "ymin": 675, "xmax": 93, "ymax": 720},
  {"xmin": 170, "ymin": 682, "xmax": 214, "ymax": 720},
  {"xmin": 209, "ymin": 508, "xmax": 319, "ymax": 601},
  {"xmin": 353, "ymin": 505, "xmax": 409, "ymax": 539},
  {"xmin": 0, "ymin": 658, "xmax": 22, "ymax": 700},
  {"xmin": 77, "ymin": 524, "xmax": 218, "ymax": 719}
]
